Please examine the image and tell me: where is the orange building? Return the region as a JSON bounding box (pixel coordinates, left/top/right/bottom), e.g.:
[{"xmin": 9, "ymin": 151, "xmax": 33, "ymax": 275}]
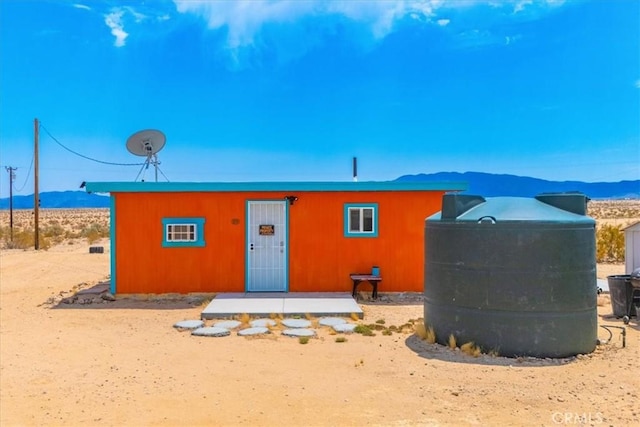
[{"xmin": 85, "ymin": 181, "xmax": 466, "ymax": 294}]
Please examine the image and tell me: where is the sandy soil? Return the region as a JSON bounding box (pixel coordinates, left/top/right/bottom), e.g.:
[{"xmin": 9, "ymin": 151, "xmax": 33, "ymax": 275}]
[{"xmin": 1, "ymin": 238, "xmax": 639, "ymax": 427}]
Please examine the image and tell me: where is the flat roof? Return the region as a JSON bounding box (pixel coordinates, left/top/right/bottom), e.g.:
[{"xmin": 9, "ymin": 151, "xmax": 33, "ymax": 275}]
[{"xmin": 85, "ymin": 181, "xmax": 468, "ymax": 194}]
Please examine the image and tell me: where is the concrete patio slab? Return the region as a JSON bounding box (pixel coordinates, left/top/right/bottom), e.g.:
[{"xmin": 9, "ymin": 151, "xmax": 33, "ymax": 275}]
[{"xmin": 201, "ymin": 292, "xmax": 363, "ymax": 319}]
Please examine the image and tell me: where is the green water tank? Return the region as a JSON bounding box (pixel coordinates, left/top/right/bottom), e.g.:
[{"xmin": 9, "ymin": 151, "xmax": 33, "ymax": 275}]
[{"xmin": 424, "ymin": 193, "xmax": 597, "ymax": 358}]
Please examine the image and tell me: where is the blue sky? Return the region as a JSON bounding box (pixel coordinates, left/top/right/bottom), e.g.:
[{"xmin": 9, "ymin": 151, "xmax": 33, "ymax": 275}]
[{"xmin": 1, "ymin": 0, "xmax": 638, "ymax": 196}]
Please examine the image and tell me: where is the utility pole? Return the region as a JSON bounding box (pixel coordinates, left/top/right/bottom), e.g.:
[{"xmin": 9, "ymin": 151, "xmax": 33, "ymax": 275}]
[
  {"xmin": 34, "ymin": 118, "xmax": 40, "ymax": 250},
  {"xmin": 5, "ymin": 166, "xmax": 16, "ymax": 241}
]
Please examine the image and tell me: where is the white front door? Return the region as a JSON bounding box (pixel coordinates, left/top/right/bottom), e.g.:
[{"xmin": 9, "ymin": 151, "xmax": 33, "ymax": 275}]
[{"xmin": 246, "ymin": 201, "xmax": 288, "ymax": 292}]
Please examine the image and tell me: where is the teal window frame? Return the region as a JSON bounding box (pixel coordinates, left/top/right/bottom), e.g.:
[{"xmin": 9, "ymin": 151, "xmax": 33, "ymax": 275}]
[
  {"xmin": 344, "ymin": 203, "xmax": 378, "ymax": 237},
  {"xmin": 162, "ymin": 217, "xmax": 205, "ymax": 247}
]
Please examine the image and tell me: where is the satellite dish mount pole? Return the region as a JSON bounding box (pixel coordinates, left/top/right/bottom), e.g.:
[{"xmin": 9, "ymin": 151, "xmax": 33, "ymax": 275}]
[{"xmin": 152, "ymin": 153, "xmax": 159, "ymax": 182}]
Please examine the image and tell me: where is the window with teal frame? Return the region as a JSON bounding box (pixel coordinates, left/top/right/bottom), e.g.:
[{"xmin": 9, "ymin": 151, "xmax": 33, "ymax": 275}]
[
  {"xmin": 162, "ymin": 217, "xmax": 205, "ymax": 247},
  {"xmin": 344, "ymin": 203, "xmax": 378, "ymax": 237}
]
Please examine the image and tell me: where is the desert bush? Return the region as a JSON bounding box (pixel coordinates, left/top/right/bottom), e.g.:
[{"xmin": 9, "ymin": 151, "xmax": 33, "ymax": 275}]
[
  {"xmin": 81, "ymin": 223, "xmax": 109, "ymax": 243},
  {"xmin": 40, "ymin": 221, "xmax": 65, "ymax": 244},
  {"xmin": 460, "ymin": 341, "xmax": 482, "ymax": 357},
  {"xmin": 43, "ymin": 223, "xmax": 65, "ymax": 238},
  {"xmin": 354, "ymin": 324, "xmax": 375, "ymax": 336},
  {"xmin": 448, "ymin": 334, "xmax": 457, "ymax": 349},
  {"xmin": 64, "ymin": 230, "xmax": 82, "ymax": 239},
  {"xmin": 6, "ymin": 228, "xmax": 33, "ymax": 249},
  {"xmin": 1, "ymin": 227, "xmax": 50, "ymax": 250},
  {"xmin": 596, "ymin": 224, "xmax": 624, "ymax": 263}
]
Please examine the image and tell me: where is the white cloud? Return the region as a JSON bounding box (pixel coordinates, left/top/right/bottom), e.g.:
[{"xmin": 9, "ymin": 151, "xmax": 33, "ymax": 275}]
[
  {"xmin": 173, "ymin": 0, "xmax": 446, "ymax": 49},
  {"xmin": 73, "ymin": 4, "xmax": 91, "ymax": 11},
  {"xmin": 124, "ymin": 6, "xmax": 147, "ymax": 23},
  {"xmin": 504, "ymin": 34, "xmax": 522, "ymax": 45},
  {"xmin": 514, "ymin": 0, "xmax": 534, "ymax": 13},
  {"xmin": 172, "ymin": 0, "xmax": 569, "ymax": 64},
  {"xmin": 104, "ymin": 9, "xmax": 128, "ymax": 47},
  {"xmin": 513, "ymin": 0, "xmax": 566, "ymax": 14},
  {"xmin": 102, "ymin": 6, "xmax": 162, "ymax": 48},
  {"xmin": 635, "ymin": 80, "xmax": 640, "ymax": 89}
]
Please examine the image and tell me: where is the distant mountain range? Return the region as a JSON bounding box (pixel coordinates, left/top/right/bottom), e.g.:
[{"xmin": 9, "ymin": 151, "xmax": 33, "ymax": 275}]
[
  {"xmin": 0, "ymin": 191, "xmax": 110, "ymax": 209},
  {"xmin": 396, "ymin": 172, "xmax": 639, "ymax": 199},
  {"xmin": 0, "ymin": 172, "xmax": 638, "ymax": 209}
]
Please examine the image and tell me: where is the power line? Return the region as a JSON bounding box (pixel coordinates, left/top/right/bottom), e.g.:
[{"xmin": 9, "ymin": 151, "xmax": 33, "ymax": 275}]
[
  {"xmin": 39, "ymin": 123, "xmax": 145, "ymax": 166},
  {"xmin": 12, "ymin": 155, "xmax": 34, "ymax": 192}
]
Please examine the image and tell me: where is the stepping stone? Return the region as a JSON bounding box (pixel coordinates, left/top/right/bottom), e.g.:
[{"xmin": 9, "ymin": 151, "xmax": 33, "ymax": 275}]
[
  {"xmin": 251, "ymin": 319, "xmax": 277, "ymax": 328},
  {"xmin": 238, "ymin": 327, "xmax": 270, "ymax": 336},
  {"xmin": 173, "ymin": 320, "xmax": 204, "ymax": 330},
  {"xmin": 319, "ymin": 317, "xmax": 347, "ymax": 327},
  {"xmin": 282, "ymin": 328, "xmax": 316, "ymax": 337},
  {"xmin": 332, "ymin": 323, "xmax": 357, "ymax": 334},
  {"xmin": 214, "ymin": 320, "xmax": 242, "ymax": 329},
  {"xmin": 191, "ymin": 327, "xmax": 230, "ymax": 337},
  {"xmin": 282, "ymin": 319, "xmax": 311, "ymax": 328}
]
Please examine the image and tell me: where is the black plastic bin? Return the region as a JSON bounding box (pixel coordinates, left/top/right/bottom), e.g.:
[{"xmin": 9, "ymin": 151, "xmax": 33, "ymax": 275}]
[{"xmin": 607, "ymin": 275, "xmax": 637, "ymax": 318}]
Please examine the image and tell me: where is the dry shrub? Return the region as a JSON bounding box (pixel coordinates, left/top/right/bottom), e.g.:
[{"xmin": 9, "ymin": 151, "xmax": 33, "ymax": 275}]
[
  {"xmin": 42, "ymin": 223, "xmax": 65, "ymax": 245},
  {"xmin": 460, "ymin": 341, "xmax": 481, "ymax": 357},
  {"xmin": 267, "ymin": 318, "xmax": 283, "ymax": 331},
  {"xmin": 448, "ymin": 334, "xmax": 457, "ymax": 349},
  {"xmin": 65, "ymin": 230, "xmax": 82, "ymax": 239},
  {"xmin": 82, "ymin": 223, "xmax": 109, "ymax": 244},
  {"xmin": 415, "ymin": 322, "xmax": 436, "ymax": 343},
  {"xmin": 5, "ymin": 228, "xmax": 34, "ymax": 249},
  {"xmin": 354, "ymin": 324, "xmax": 375, "ymax": 336},
  {"xmin": 237, "ymin": 313, "xmax": 251, "ymax": 328},
  {"xmin": 304, "ymin": 313, "xmax": 319, "ymax": 328},
  {"xmin": 398, "ymin": 322, "xmax": 414, "ymax": 334},
  {"xmin": 1, "ymin": 208, "xmax": 111, "ymax": 249},
  {"xmin": 588, "ymin": 200, "xmax": 640, "ymax": 219},
  {"xmin": 42, "ymin": 223, "xmax": 64, "ymax": 238},
  {"xmin": 596, "ymin": 224, "xmax": 625, "ymax": 263},
  {"xmin": 425, "ymin": 326, "xmax": 436, "ymax": 344},
  {"xmin": 414, "ymin": 322, "xmax": 427, "ymax": 339}
]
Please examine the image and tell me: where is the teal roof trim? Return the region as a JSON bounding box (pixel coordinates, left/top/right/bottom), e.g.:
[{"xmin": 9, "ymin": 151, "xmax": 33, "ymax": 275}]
[{"xmin": 85, "ymin": 181, "xmax": 468, "ymax": 194}]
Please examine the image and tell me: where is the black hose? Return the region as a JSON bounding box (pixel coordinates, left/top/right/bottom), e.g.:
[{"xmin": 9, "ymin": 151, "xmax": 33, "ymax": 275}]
[{"xmin": 599, "ymin": 325, "xmax": 626, "ymax": 348}]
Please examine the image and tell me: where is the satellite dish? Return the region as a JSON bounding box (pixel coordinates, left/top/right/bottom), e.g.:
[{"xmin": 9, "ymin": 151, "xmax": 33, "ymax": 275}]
[
  {"xmin": 126, "ymin": 129, "xmax": 166, "ymax": 157},
  {"xmin": 126, "ymin": 129, "xmax": 166, "ymax": 182}
]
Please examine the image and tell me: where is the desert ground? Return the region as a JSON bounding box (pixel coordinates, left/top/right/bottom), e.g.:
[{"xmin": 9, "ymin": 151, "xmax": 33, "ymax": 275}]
[{"xmin": 1, "ymin": 201, "xmax": 639, "ymax": 426}]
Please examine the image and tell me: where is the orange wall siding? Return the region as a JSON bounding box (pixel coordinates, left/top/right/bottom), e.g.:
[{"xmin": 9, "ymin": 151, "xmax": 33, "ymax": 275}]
[
  {"xmin": 113, "ymin": 190, "xmax": 444, "ymax": 294},
  {"xmin": 287, "ymin": 191, "xmax": 443, "ymax": 292}
]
